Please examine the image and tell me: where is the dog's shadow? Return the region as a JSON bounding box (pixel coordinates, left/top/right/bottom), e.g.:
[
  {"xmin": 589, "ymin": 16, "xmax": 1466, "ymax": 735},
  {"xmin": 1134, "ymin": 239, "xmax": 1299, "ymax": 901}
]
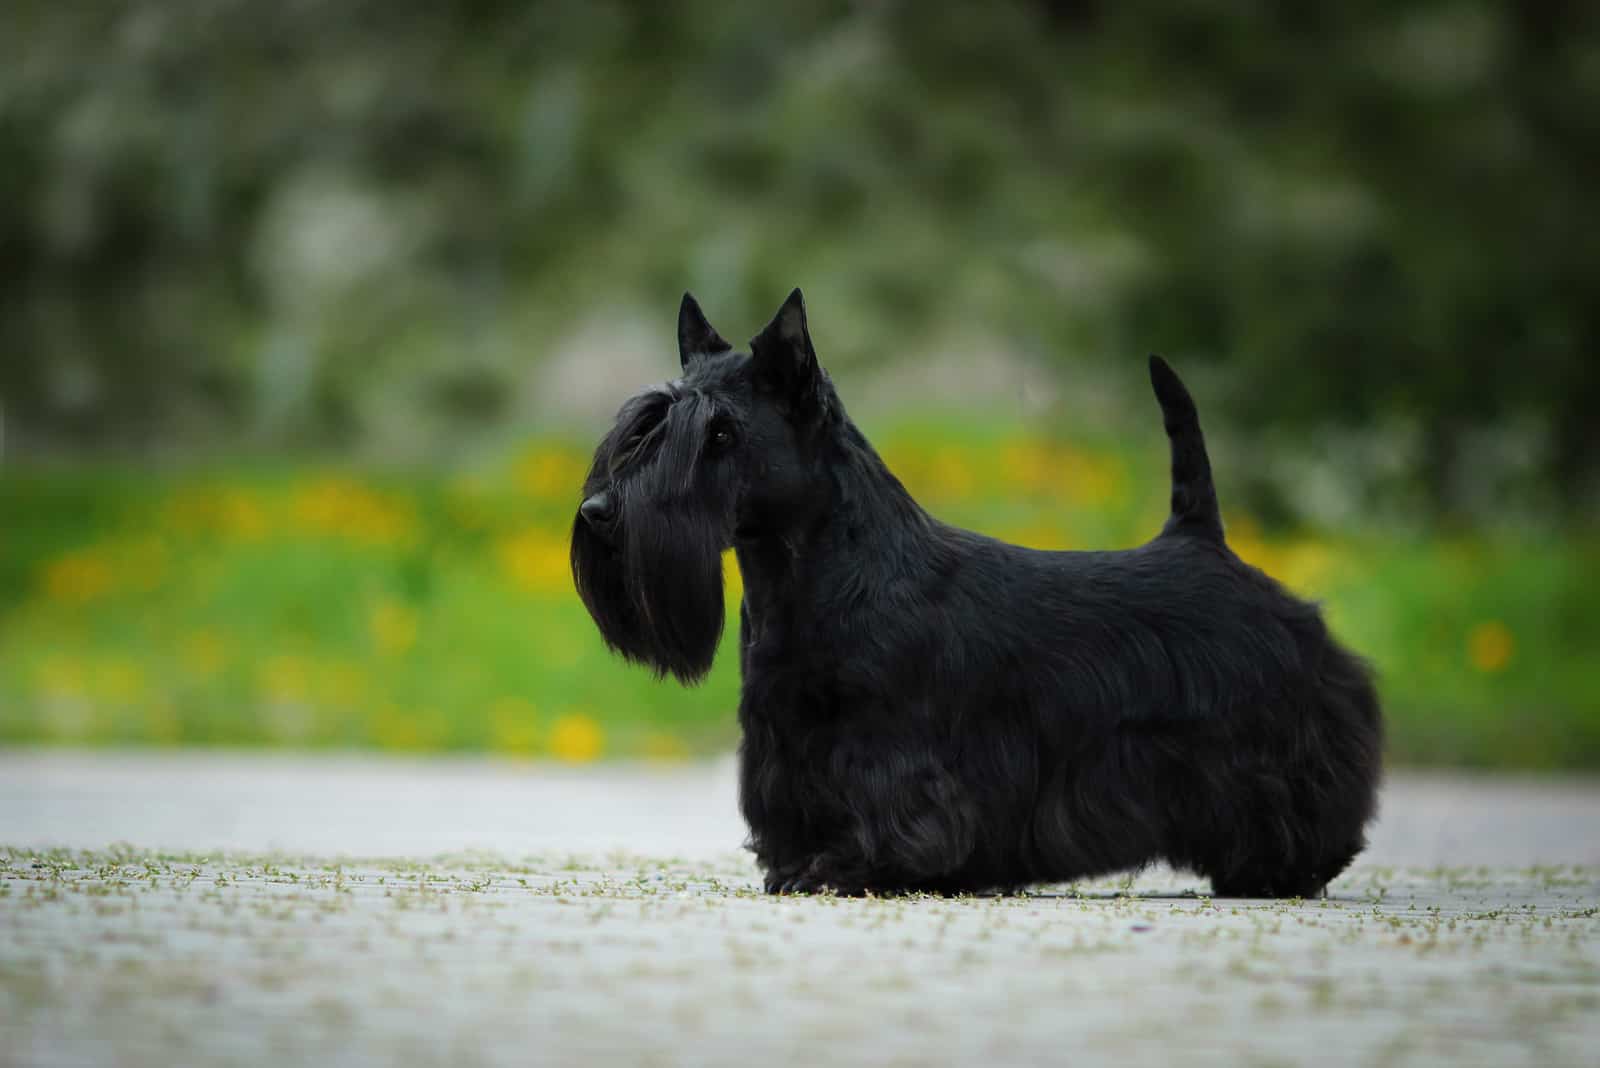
[
  {"xmin": 999, "ymin": 887, "xmax": 1361, "ymax": 904},
  {"xmin": 1020, "ymin": 888, "xmax": 1202, "ymax": 901},
  {"xmin": 743, "ymin": 883, "xmax": 1361, "ymax": 904}
]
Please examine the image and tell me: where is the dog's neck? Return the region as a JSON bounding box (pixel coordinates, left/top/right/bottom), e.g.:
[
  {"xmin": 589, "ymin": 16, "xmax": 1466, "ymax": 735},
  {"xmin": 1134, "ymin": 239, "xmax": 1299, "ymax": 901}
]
[{"xmin": 735, "ymin": 418, "xmax": 933, "ymax": 635}]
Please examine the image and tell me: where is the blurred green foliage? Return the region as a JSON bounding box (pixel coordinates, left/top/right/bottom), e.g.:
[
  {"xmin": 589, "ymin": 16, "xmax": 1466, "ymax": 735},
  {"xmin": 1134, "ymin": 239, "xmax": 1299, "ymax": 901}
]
[
  {"xmin": 3, "ymin": 426, "xmax": 1597, "ymax": 767},
  {"xmin": 2, "ymin": 3, "xmax": 1597, "ymax": 766},
  {"xmin": 3, "ymin": 1, "xmax": 1597, "ymax": 523}
]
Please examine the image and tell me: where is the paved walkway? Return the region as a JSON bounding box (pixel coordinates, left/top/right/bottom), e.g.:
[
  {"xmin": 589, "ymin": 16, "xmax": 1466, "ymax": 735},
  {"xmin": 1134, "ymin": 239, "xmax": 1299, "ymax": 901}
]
[
  {"xmin": 6, "ymin": 750, "xmax": 1599, "ymax": 865},
  {"xmin": 3, "ymin": 751, "xmax": 1598, "ymax": 1067}
]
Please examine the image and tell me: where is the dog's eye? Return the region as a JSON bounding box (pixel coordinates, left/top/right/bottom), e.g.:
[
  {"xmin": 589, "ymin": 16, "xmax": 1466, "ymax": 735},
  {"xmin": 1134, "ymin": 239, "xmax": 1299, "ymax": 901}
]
[{"xmin": 711, "ymin": 427, "xmax": 735, "ymax": 449}]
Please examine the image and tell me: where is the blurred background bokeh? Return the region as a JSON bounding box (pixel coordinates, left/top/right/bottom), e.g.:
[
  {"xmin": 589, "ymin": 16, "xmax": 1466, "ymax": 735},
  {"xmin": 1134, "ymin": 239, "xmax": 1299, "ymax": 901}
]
[{"xmin": 2, "ymin": 1, "xmax": 1596, "ymax": 767}]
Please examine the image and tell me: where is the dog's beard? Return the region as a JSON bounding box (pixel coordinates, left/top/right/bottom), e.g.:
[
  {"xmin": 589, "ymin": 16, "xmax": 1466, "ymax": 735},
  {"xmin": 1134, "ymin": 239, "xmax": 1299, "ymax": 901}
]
[{"xmin": 571, "ymin": 488, "xmax": 726, "ymax": 685}]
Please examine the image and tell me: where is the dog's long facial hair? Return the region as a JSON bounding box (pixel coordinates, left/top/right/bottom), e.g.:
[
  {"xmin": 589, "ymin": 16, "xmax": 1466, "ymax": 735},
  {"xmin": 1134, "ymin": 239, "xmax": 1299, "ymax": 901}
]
[{"xmin": 570, "ymin": 378, "xmax": 730, "ymax": 685}]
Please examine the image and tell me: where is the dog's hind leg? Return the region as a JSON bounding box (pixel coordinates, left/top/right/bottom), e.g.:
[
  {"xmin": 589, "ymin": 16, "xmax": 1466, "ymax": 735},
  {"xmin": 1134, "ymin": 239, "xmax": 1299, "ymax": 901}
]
[
  {"xmin": 1207, "ymin": 717, "xmax": 1380, "ymax": 897},
  {"xmin": 1210, "ymin": 833, "xmax": 1367, "ymax": 899}
]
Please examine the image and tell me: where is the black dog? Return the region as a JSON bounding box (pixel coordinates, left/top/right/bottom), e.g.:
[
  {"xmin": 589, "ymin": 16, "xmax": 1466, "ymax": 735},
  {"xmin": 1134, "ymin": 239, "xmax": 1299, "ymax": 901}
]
[{"xmin": 572, "ymin": 290, "xmax": 1383, "ymax": 897}]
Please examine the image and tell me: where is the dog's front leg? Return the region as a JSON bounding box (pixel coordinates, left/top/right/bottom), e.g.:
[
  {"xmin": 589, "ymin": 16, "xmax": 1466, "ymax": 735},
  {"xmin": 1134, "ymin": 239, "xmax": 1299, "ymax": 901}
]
[{"xmin": 759, "ymin": 754, "xmax": 978, "ymax": 896}]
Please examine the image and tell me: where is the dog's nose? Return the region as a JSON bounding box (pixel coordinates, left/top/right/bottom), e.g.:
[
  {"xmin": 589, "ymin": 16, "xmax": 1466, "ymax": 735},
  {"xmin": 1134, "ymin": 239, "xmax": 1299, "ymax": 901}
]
[{"xmin": 580, "ymin": 492, "xmax": 615, "ymax": 526}]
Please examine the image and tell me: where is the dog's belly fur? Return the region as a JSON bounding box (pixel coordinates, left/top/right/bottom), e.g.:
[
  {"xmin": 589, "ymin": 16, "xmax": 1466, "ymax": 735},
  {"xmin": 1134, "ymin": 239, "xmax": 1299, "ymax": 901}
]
[{"xmin": 737, "ymin": 532, "xmax": 1382, "ymax": 897}]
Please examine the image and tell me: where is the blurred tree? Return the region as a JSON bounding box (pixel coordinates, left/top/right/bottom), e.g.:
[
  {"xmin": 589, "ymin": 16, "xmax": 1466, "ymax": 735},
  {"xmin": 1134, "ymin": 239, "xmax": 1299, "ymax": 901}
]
[{"xmin": 0, "ymin": 0, "xmax": 1594, "ymax": 520}]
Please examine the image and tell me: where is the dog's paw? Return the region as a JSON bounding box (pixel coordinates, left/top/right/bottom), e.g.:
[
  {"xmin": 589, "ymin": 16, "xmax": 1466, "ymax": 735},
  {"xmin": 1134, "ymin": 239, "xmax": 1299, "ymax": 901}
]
[
  {"xmin": 764, "ymin": 862, "xmax": 869, "ymax": 897},
  {"xmin": 765, "ymin": 870, "xmax": 825, "ymax": 896},
  {"xmin": 761, "ymin": 865, "xmax": 800, "ymax": 895},
  {"xmin": 777, "ymin": 874, "xmax": 824, "ymax": 896},
  {"xmin": 763, "ymin": 858, "xmax": 849, "ymax": 896}
]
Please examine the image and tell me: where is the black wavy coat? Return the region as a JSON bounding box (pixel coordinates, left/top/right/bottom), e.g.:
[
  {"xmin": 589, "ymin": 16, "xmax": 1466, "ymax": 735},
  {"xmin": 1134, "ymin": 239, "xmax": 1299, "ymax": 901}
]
[{"xmin": 573, "ymin": 290, "xmax": 1383, "ymax": 897}]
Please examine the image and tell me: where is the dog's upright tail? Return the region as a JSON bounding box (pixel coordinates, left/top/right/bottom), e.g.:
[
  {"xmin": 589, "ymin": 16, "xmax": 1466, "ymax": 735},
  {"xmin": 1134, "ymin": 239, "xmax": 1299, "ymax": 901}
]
[{"xmin": 1148, "ymin": 355, "xmax": 1224, "ymax": 543}]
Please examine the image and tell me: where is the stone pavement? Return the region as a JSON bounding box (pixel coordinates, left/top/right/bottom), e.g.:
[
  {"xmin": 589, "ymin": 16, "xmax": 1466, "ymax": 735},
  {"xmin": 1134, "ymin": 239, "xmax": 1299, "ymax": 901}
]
[{"xmin": 3, "ymin": 751, "xmax": 1598, "ymax": 1067}]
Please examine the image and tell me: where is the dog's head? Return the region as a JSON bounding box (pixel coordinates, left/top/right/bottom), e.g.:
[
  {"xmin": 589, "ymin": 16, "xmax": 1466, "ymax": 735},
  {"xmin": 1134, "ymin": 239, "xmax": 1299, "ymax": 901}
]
[{"xmin": 571, "ymin": 288, "xmax": 837, "ymax": 683}]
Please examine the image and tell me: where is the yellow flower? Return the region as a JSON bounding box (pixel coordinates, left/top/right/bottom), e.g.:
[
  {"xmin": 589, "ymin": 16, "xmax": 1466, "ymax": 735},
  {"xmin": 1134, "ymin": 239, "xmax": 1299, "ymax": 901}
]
[
  {"xmin": 879, "ymin": 446, "xmax": 924, "ymax": 493},
  {"xmin": 1229, "ymin": 526, "xmax": 1276, "ymax": 575},
  {"xmin": 291, "ymin": 476, "xmax": 416, "ymax": 548},
  {"xmin": 368, "ymin": 598, "xmax": 419, "ymax": 656},
  {"xmin": 497, "ymin": 528, "xmax": 571, "ymax": 596},
  {"xmin": 142, "ymin": 700, "xmax": 183, "ymax": 744},
  {"xmin": 642, "ymin": 731, "xmax": 690, "ymax": 763},
  {"xmin": 179, "ymin": 631, "xmax": 231, "ymax": 679},
  {"xmin": 220, "ymin": 489, "xmax": 269, "ymax": 541},
  {"xmin": 291, "ymin": 476, "xmax": 347, "ymax": 532},
  {"xmin": 1234, "ymin": 537, "xmax": 1341, "ymax": 596},
  {"xmin": 1467, "ymin": 621, "xmax": 1515, "ymax": 674},
  {"xmin": 369, "ymin": 705, "xmax": 418, "ymax": 750},
  {"xmin": 158, "ymin": 485, "xmax": 272, "ymax": 542},
  {"xmin": 1070, "ymin": 453, "xmax": 1125, "ymax": 507},
  {"xmin": 514, "ymin": 446, "xmax": 587, "ymax": 502},
  {"xmin": 929, "ymin": 447, "xmax": 975, "ymax": 502},
  {"xmin": 997, "ymin": 523, "xmax": 1068, "ymax": 550},
  {"xmin": 34, "ymin": 656, "xmax": 89, "ymax": 699},
  {"xmin": 1275, "ymin": 540, "xmax": 1337, "ymax": 595},
  {"xmin": 1223, "ymin": 511, "xmax": 1262, "ymax": 543},
  {"xmin": 161, "ymin": 489, "xmax": 215, "ymax": 536},
  {"xmin": 41, "ymin": 551, "xmax": 114, "ymax": 603},
  {"xmin": 548, "ymin": 712, "xmax": 604, "ymax": 763},
  {"xmin": 998, "ymin": 441, "xmax": 1049, "ymax": 495},
  {"xmin": 90, "ymin": 658, "xmax": 147, "ymax": 704},
  {"xmin": 447, "ymin": 475, "xmax": 491, "ymax": 532},
  {"xmin": 257, "ymin": 654, "xmax": 312, "ymax": 702},
  {"xmin": 488, "ymin": 697, "xmax": 540, "ymax": 756},
  {"xmin": 314, "ymin": 659, "xmax": 370, "ymax": 708}
]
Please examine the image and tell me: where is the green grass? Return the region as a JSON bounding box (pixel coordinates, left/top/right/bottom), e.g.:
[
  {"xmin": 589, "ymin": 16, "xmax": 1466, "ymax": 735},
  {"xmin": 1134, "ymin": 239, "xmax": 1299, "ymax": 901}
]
[{"xmin": 2, "ymin": 422, "xmax": 1597, "ymax": 767}]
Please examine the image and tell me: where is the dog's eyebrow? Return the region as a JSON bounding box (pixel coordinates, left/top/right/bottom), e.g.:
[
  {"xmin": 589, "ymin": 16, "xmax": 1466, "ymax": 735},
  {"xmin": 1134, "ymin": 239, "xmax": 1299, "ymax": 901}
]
[
  {"xmin": 605, "ymin": 390, "xmax": 677, "ymax": 477},
  {"xmin": 660, "ymin": 392, "xmax": 715, "ymax": 494}
]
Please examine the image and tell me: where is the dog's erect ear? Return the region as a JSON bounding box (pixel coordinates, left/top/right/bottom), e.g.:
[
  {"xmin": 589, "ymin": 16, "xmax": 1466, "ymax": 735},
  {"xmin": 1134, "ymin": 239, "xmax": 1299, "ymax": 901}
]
[
  {"xmin": 678, "ymin": 293, "xmax": 732, "ymax": 369},
  {"xmin": 750, "ymin": 288, "xmax": 821, "ymax": 407}
]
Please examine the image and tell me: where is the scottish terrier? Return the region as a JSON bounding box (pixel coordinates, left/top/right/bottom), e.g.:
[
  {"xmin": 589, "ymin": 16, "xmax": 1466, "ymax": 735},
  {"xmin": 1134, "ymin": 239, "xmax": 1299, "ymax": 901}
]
[{"xmin": 571, "ymin": 290, "xmax": 1383, "ymax": 897}]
